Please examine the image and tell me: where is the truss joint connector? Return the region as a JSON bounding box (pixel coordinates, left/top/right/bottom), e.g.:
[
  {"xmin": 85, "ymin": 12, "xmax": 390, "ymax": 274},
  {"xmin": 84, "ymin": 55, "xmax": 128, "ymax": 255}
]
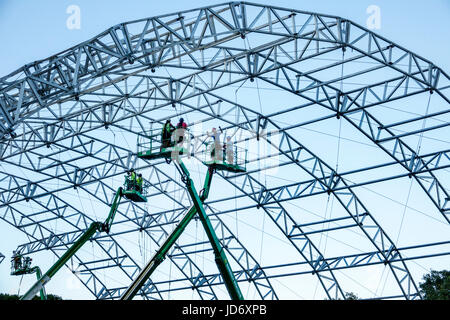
[{"xmin": 126, "ymin": 54, "xmax": 136, "ymax": 64}]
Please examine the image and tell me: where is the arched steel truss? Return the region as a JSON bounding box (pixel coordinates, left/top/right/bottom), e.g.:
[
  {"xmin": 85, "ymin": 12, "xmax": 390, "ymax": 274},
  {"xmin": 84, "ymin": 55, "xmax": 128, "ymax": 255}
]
[{"xmin": 0, "ymin": 2, "xmax": 449, "ymax": 299}]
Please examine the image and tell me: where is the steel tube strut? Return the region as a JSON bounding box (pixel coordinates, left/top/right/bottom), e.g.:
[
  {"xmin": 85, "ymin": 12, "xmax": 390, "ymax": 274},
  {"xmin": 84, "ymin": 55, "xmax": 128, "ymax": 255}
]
[
  {"xmin": 34, "ymin": 267, "xmax": 47, "ymax": 300},
  {"xmin": 121, "ymin": 167, "xmax": 217, "ymax": 300},
  {"xmin": 20, "ymin": 188, "xmax": 124, "ymax": 300}
]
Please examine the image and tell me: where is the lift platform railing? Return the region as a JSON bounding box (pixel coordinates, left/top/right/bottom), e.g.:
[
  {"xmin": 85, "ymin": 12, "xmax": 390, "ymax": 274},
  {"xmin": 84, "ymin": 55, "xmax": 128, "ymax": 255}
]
[
  {"xmin": 11, "ymin": 253, "xmax": 33, "ymax": 275},
  {"xmin": 136, "ymin": 130, "xmax": 159, "ymax": 155},
  {"xmin": 203, "ymin": 141, "xmax": 248, "ymax": 171},
  {"xmin": 123, "ymin": 175, "xmax": 148, "ymax": 196},
  {"xmin": 137, "ymin": 128, "xmax": 191, "ymax": 154},
  {"xmin": 11, "ymin": 253, "xmax": 47, "ymax": 300}
]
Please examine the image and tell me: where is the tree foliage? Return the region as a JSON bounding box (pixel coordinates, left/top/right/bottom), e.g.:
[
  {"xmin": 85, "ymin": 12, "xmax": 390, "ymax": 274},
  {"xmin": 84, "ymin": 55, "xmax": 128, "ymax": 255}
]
[
  {"xmin": 419, "ymin": 270, "xmax": 450, "ymax": 300},
  {"xmin": 327, "ymin": 291, "xmax": 359, "ymax": 300},
  {"xmin": 0, "ymin": 293, "xmax": 62, "ymax": 300},
  {"xmin": 344, "ymin": 292, "xmax": 359, "ymax": 300}
]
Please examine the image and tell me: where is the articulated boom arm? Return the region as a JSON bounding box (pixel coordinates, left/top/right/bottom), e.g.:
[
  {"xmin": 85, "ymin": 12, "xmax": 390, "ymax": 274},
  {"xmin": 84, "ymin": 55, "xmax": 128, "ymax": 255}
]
[
  {"xmin": 33, "ymin": 266, "xmax": 47, "ymax": 300},
  {"xmin": 122, "ymin": 159, "xmax": 243, "ymax": 300},
  {"xmin": 20, "ymin": 187, "xmax": 124, "ymax": 300},
  {"xmin": 176, "ymin": 159, "xmax": 243, "ymax": 300},
  {"xmin": 121, "ymin": 167, "xmax": 215, "ymax": 300},
  {"xmin": 103, "ymin": 187, "xmax": 123, "ymax": 233}
]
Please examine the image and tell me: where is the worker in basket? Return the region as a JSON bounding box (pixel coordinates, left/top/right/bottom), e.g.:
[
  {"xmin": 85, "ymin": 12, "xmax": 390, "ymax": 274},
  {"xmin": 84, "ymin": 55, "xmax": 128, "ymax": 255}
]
[
  {"xmin": 12, "ymin": 251, "xmax": 22, "ymax": 271},
  {"xmin": 125, "ymin": 169, "xmax": 137, "ymax": 190},
  {"xmin": 161, "ymin": 119, "xmax": 175, "ymax": 150},
  {"xmin": 174, "ymin": 118, "xmax": 187, "ymax": 146},
  {"xmin": 207, "ymin": 127, "xmax": 223, "ymax": 161},
  {"xmin": 136, "ymin": 173, "xmax": 143, "ymax": 193},
  {"xmin": 224, "ymin": 136, "xmax": 234, "ymax": 165}
]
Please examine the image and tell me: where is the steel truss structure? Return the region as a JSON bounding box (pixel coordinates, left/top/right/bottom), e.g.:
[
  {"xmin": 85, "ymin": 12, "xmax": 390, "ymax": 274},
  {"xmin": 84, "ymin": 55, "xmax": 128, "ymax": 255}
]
[{"xmin": 0, "ymin": 2, "xmax": 449, "ymax": 300}]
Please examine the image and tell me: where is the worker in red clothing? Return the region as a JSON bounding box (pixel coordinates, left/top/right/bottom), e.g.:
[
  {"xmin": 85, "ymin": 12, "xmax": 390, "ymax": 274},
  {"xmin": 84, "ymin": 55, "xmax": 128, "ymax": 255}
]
[{"xmin": 174, "ymin": 118, "xmax": 187, "ymax": 145}]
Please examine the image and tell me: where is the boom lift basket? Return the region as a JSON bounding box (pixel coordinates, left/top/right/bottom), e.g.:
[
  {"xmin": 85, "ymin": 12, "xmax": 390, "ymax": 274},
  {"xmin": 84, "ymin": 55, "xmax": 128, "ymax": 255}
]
[
  {"xmin": 11, "ymin": 253, "xmax": 33, "ymax": 276},
  {"xmin": 137, "ymin": 128, "xmax": 190, "ymax": 161},
  {"xmin": 202, "ymin": 141, "xmax": 247, "ymax": 173},
  {"xmin": 123, "ymin": 175, "xmax": 148, "ymax": 202}
]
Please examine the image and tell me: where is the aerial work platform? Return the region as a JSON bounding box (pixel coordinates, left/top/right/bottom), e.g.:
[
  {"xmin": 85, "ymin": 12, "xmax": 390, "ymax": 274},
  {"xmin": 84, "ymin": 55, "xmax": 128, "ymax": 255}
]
[
  {"xmin": 203, "ymin": 160, "xmax": 246, "ymax": 173},
  {"xmin": 18, "ymin": 171, "xmax": 147, "ymax": 300},
  {"xmin": 137, "ymin": 145, "xmax": 188, "ymax": 161},
  {"xmin": 136, "ymin": 128, "xmax": 190, "ymax": 162},
  {"xmin": 123, "ymin": 173, "xmax": 148, "ymax": 202},
  {"xmin": 137, "ymin": 129, "xmax": 248, "ymax": 174},
  {"xmin": 202, "ymin": 141, "xmax": 247, "ymax": 173},
  {"xmin": 11, "ymin": 252, "xmax": 47, "ymax": 300},
  {"xmin": 123, "ymin": 127, "xmax": 248, "ymax": 300},
  {"xmin": 123, "ymin": 189, "xmax": 147, "ymax": 202},
  {"xmin": 122, "ymin": 157, "xmax": 244, "ymax": 300}
]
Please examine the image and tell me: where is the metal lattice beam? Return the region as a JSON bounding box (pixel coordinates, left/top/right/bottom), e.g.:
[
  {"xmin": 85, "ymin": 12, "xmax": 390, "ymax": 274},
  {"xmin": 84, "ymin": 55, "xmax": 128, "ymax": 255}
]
[{"xmin": 1, "ymin": 2, "xmax": 449, "ymax": 300}]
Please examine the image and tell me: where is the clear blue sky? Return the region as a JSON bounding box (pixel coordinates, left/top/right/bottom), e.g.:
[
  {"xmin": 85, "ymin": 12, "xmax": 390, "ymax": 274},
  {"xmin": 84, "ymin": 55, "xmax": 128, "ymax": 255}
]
[
  {"xmin": 0, "ymin": 0, "xmax": 449, "ymax": 300},
  {"xmin": 0, "ymin": 0, "xmax": 449, "ymax": 78}
]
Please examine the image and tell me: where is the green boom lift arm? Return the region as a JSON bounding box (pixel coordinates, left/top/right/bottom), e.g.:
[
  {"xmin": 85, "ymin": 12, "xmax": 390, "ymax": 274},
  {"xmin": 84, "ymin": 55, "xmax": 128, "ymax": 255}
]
[
  {"xmin": 20, "ymin": 187, "xmax": 125, "ymax": 300},
  {"xmin": 120, "ymin": 167, "xmax": 215, "ymax": 300},
  {"xmin": 125, "ymin": 143, "xmax": 243, "ymax": 300},
  {"xmin": 33, "ymin": 266, "xmax": 47, "ymax": 300},
  {"xmin": 11, "ymin": 255, "xmax": 47, "ymax": 300},
  {"xmin": 175, "ymin": 157, "xmax": 243, "ymax": 300}
]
